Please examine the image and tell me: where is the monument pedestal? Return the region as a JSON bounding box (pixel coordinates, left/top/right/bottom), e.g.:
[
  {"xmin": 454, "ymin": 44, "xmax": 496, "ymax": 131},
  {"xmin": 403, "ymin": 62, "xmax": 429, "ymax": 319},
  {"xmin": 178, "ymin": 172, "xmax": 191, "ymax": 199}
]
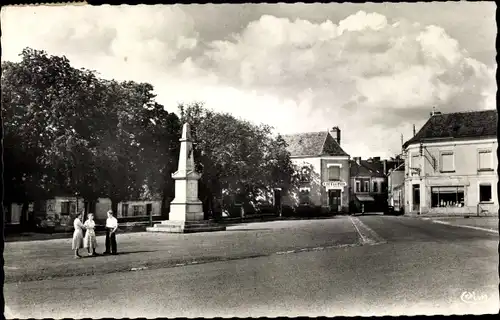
[
  {"xmin": 146, "ymin": 220, "xmax": 226, "ymax": 233},
  {"xmin": 147, "ymin": 122, "xmax": 225, "ymax": 234}
]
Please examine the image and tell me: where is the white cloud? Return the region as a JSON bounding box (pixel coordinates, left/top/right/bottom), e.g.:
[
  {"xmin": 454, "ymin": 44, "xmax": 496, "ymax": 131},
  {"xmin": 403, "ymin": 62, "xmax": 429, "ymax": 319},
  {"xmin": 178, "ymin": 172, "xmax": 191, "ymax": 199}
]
[
  {"xmin": 338, "ymin": 10, "xmax": 388, "ymax": 34},
  {"xmin": 1, "ymin": 5, "xmax": 496, "ymax": 159}
]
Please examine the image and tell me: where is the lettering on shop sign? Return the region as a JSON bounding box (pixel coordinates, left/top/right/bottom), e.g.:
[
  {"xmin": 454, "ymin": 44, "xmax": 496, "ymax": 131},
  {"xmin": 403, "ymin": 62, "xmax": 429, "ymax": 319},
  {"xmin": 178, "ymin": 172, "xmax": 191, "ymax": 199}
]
[{"xmin": 322, "ymin": 181, "xmax": 347, "ymax": 189}]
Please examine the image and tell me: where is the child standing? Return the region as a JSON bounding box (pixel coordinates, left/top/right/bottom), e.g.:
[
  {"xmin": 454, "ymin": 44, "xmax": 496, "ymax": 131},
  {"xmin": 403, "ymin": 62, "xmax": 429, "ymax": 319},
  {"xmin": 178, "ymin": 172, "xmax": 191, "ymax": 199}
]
[{"xmin": 83, "ymin": 213, "xmax": 98, "ymax": 256}]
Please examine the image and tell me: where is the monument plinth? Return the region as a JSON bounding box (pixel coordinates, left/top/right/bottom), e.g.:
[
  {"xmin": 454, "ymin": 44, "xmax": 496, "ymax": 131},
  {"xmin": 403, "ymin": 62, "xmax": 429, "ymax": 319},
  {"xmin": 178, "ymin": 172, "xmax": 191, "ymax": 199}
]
[{"xmin": 147, "ymin": 123, "xmax": 226, "ymax": 233}]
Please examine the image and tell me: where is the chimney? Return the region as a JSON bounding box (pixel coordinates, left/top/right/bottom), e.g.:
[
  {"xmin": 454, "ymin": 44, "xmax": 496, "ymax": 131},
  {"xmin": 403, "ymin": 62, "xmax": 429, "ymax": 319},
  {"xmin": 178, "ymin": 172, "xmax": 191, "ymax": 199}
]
[
  {"xmin": 413, "ymin": 124, "xmax": 416, "ymax": 136},
  {"xmin": 353, "ymin": 157, "xmax": 361, "ymax": 165},
  {"xmin": 429, "ymin": 106, "xmax": 443, "ymax": 117},
  {"xmin": 329, "ymin": 126, "xmax": 341, "ymax": 145},
  {"xmin": 383, "ymin": 159, "xmax": 387, "ymax": 175}
]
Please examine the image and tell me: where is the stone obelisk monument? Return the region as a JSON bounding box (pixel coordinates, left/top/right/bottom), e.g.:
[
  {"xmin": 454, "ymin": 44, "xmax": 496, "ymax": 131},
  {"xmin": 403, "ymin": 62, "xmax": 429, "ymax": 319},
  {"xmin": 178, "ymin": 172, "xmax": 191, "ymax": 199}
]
[{"xmin": 147, "ymin": 123, "xmax": 225, "ymax": 233}]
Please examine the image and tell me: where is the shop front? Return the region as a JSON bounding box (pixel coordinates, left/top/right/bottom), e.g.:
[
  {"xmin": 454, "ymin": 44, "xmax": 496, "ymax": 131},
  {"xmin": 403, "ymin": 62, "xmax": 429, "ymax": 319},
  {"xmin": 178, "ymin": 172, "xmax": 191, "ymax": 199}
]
[{"xmin": 323, "ymin": 180, "xmax": 347, "ymax": 213}]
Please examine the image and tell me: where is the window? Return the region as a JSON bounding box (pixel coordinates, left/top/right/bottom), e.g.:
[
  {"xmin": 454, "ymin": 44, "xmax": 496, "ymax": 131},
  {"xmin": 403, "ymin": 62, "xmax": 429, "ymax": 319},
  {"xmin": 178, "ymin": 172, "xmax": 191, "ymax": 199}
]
[
  {"xmin": 479, "ymin": 184, "xmax": 492, "ymax": 202},
  {"xmin": 70, "ymin": 202, "xmax": 77, "ymax": 214},
  {"xmin": 300, "ymin": 166, "xmax": 311, "ymax": 183},
  {"xmin": 373, "ymin": 181, "xmax": 378, "ymax": 193},
  {"xmin": 61, "ymin": 202, "xmax": 70, "ymax": 215},
  {"xmin": 431, "ymin": 186, "xmax": 465, "ymax": 208},
  {"xmin": 122, "ymin": 204, "xmax": 129, "ymax": 217},
  {"xmin": 299, "ymin": 188, "xmax": 311, "ymax": 205},
  {"xmin": 478, "ymin": 150, "xmax": 493, "ymax": 171},
  {"xmin": 440, "ymin": 152, "xmax": 454, "ymax": 172},
  {"xmin": 364, "ymin": 181, "xmax": 369, "ymax": 192},
  {"xmin": 132, "ymin": 205, "xmax": 145, "ymax": 216},
  {"xmin": 355, "ymin": 181, "xmax": 361, "ymax": 192},
  {"xmin": 328, "ymin": 165, "xmax": 341, "ymax": 181},
  {"xmin": 411, "ymin": 154, "xmax": 419, "ymax": 168}
]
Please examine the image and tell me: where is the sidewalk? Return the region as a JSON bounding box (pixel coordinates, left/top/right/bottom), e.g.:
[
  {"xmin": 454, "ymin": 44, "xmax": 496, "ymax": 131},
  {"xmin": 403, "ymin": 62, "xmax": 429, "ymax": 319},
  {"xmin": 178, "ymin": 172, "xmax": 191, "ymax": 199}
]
[
  {"xmin": 4, "ymin": 217, "xmax": 358, "ymax": 283},
  {"xmin": 5, "ymin": 215, "xmax": 339, "ymax": 242},
  {"xmin": 422, "ymin": 216, "xmax": 498, "ymax": 232}
]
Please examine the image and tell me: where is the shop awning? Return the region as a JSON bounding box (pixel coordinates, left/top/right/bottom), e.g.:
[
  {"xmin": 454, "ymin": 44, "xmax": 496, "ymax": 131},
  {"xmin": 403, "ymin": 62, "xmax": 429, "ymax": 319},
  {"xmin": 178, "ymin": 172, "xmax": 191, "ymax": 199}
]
[{"xmin": 356, "ymin": 194, "xmax": 375, "ymax": 202}]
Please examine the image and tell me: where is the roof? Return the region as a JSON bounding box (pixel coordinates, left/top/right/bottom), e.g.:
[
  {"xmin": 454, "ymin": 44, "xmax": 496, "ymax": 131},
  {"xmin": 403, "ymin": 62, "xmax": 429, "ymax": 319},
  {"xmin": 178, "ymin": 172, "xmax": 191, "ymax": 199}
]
[
  {"xmin": 282, "ymin": 131, "xmax": 349, "ymax": 157},
  {"xmin": 403, "ymin": 110, "xmax": 498, "ymax": 148},
  {"xmin": 350, "ymin": 160, "xmax": 385, "ymax": 178}
]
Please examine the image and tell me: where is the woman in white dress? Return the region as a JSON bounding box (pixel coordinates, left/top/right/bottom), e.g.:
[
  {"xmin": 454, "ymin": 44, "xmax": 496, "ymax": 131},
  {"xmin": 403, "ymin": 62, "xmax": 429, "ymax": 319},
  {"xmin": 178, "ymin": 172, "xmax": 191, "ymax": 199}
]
[
  {"xmin": 72, "ymin": 212, "xmax": 85, "ymax": 258},
  {"xmin": 84, "ymin": 213, "xmax": 98, "ymax": 256}
]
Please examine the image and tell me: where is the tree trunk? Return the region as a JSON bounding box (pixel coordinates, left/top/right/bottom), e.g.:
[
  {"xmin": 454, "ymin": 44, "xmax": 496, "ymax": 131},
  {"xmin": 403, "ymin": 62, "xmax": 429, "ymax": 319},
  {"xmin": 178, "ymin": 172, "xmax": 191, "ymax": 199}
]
[
  {"xmin": 110, "ymin": 198, "xmax": 119, "ymax": 216},
  {"xmin": 21, "ymin": 201, "xmax": 29, "ymax": 230}
]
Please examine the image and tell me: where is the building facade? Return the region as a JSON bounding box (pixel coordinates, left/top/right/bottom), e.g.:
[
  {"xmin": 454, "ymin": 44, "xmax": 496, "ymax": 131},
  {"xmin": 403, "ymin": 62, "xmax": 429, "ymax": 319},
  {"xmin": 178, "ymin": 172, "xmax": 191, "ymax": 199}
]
[
  {"xmin": 282, "ymin": 127, "xmax": 351, "ymax": 213},
  {"xmin": 349, "ymin": 157, "xmax": 387, "ymax": 212},
  {"xmin": 117, "ymin": 200, "xmax": 162, "ymax": 218},
  {"xmin": 40, "ymin": 196, "xmax": 112, "ymax": 220},
  {"xmin": 403, "ymin": 110, "xmax": 498, "ymax": 216},
  {"xmin": 387, "ymin": 165, "xmax": 405, "ymax": 213}
]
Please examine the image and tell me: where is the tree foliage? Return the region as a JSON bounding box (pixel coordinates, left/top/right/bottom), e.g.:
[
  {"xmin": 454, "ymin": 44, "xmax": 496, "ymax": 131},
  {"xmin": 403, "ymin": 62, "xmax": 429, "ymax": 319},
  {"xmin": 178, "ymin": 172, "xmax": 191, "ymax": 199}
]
[
  {"xmin": 179, "ymin": 103, "xmax": 297, "ymax": 215},
  {"xmin": 2, "ymin": 48, "xmax": 181, "ymax": 214},
  {"xmin": 3, "ymin": 48, "xmax": 296, "ymax": 222}
]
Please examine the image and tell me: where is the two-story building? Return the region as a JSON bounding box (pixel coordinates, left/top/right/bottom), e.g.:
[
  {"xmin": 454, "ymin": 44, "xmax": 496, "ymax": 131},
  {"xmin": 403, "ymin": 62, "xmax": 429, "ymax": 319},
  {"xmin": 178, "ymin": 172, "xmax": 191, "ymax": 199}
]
[
  {"xmin": 402, "ymin": 109, "xmax": 498, "ymax": 216},
  {"xmin": 387, "ymin": 163, "xmax": 405, "ymax": 213},
  {"xmin": 282, "ymin": 127, "xmax": 351, "ymax": 213},
  {"xmin": 349, "ymin": 157, "xmax": 388, "ymax": 212}
]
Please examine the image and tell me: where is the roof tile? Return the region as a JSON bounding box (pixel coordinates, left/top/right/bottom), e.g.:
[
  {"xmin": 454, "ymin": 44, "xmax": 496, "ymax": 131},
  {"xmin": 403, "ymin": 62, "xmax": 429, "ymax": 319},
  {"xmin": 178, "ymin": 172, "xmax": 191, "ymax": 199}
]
[
  {"xmin": 282, "ymin": 131, "xmax": 349, "ymax": 157},
  {"xmin": 404, "ymin": 110, "xmax": 497, "ymax": 147}
]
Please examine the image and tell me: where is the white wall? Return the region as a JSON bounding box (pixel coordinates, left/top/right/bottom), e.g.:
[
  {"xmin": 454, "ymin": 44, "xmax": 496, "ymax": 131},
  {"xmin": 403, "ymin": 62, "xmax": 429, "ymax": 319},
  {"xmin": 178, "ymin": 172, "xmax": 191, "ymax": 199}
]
[
  {"xmin": 117, "ymin": 200, "xmax": 162, "ymax": 218},
  {"xmin": 283, "ymin": 156, "xmax": 350, "ymax": 211},
  {"xmin": 404, "ymin": 138, "xmax": 498, "ymax": 215}
]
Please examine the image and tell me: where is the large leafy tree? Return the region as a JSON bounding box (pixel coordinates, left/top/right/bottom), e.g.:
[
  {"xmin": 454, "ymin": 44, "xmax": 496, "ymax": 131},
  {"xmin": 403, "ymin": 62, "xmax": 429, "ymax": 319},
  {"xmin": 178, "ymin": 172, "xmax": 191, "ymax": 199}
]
[
  {"xmin": 179, "ymin": 103, "xmax": 297, "ymax": 216},
  {"xmin": 2, "ymin": 48, "xmax": 107, "ymax": 222},
  {"xmin": 2, "ymin": 48, "xmax": 181, "ymax": 218}
]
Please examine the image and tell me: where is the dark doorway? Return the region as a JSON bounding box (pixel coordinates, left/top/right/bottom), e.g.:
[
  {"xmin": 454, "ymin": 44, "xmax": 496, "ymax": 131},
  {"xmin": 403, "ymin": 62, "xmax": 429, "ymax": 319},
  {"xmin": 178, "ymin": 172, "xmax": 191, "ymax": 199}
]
[
  {"xmin": 328, "ymin": 190, "xmax": 341, "ymax": 213},
  {"xmin": 273, "ymin": 189, "xmax": 282, "ymax": 215},
  {"xmin": 5, "ymin": 205, "xmax": 11, "ymax": 224},
  {"xmin": 146, "ymin": 203, "xmax": 153, "ymax": 216},
  {"xmin": 412, "ymin": 184, "xmax": 420, "ymax": 213}
]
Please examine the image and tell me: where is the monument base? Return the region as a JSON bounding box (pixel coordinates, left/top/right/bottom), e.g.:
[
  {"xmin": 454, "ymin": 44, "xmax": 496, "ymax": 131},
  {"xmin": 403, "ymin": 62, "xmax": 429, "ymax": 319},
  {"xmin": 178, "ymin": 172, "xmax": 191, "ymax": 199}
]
[{"xmin": 146, "ymin": 220, "xmax": 226, "ymax": 233}]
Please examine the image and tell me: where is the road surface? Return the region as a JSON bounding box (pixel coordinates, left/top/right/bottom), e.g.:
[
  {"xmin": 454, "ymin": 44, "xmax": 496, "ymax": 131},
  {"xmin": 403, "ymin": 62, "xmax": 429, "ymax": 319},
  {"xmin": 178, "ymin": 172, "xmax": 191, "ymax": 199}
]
[{"xmin": 4, "ymin": 215, "xmax": 498, "ymax": 318}]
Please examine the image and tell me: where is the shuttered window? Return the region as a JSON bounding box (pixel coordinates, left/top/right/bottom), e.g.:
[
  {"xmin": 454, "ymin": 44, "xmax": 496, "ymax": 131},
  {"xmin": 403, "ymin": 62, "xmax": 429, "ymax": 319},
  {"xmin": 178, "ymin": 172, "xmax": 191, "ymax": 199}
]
[
  {"xmin": 478, "ymin": 150, "xmax": 492, "ymax": 170},
  {"xmin": 440, "ymin": 152, "xmax": 454, "ymax": 172}
]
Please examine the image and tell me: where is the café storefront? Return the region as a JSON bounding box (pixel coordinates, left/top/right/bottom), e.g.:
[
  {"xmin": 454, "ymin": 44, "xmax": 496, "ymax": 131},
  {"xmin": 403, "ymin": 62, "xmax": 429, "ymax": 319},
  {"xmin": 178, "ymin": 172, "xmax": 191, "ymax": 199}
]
[{"xmin": 323, "ymin": 180, "xmax": 348, "ymax": 213}]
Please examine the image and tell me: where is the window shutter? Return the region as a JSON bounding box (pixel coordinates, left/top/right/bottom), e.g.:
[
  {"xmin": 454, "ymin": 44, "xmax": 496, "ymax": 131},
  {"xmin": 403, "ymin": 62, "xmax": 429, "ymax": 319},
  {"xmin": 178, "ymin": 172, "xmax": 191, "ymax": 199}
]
[{"xmin": 441, "ymin": 153, "xmax": 454, "ymax": 172}]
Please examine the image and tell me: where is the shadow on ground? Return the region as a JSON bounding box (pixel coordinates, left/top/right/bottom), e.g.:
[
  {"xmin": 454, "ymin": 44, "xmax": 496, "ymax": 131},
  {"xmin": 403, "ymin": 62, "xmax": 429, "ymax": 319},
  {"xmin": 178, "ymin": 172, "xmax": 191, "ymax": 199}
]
[{"xmin": 224, "ymin": 228, "xmax": 274, "ymax": 232}]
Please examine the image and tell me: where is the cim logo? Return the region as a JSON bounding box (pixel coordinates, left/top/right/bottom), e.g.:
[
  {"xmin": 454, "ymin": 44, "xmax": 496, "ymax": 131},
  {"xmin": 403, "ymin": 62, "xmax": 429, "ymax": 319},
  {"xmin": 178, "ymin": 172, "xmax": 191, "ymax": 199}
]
[{"xmin": 460, "ymin": 290, "xmax": 490, "ymax": 304}]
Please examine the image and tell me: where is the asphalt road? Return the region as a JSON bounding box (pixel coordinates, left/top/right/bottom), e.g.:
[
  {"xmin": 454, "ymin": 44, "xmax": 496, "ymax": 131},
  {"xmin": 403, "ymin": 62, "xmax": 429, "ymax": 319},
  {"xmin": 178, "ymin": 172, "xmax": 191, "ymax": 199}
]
[{"xmin": 4, "ymin": 215, "xmax": 499, "ymax": 318}]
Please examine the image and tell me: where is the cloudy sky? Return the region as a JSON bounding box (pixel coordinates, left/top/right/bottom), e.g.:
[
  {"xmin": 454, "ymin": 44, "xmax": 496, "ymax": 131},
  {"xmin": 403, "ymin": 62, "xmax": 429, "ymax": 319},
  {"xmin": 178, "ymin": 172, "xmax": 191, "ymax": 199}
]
[{"xmin": 1, "ymin": 3, "xmax": 496, "ymax": 158}]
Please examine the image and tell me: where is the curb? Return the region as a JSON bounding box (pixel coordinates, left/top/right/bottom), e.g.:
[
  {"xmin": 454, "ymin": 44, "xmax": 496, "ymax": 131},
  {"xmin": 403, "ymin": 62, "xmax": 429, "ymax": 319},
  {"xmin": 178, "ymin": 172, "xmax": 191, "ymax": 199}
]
[{"xmin": 428, "ymin": 219, "xmax": 497, "ymax": 234}]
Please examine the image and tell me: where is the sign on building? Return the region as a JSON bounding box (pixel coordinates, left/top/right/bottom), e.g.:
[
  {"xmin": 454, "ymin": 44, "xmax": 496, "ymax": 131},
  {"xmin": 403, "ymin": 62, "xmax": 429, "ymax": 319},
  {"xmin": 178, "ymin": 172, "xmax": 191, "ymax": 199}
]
[{"xmin": 322, "ymin": 181, "xmax": 347, "ymax": 189}]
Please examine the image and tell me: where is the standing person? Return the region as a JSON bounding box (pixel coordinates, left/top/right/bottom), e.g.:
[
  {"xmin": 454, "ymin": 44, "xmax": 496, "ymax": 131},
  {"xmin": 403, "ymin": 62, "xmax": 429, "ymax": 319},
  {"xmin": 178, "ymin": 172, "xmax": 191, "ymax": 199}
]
[
  {"xmin": 103, "ymin": 210, "xmax": 118, "ymax": 255},
  {"xmin": 72, "ymin": 212, "xmax": 86, "ymax": 259},
  {"xmin": 83, "ymin": 213, "xmax": 98, "ymax": 256}
]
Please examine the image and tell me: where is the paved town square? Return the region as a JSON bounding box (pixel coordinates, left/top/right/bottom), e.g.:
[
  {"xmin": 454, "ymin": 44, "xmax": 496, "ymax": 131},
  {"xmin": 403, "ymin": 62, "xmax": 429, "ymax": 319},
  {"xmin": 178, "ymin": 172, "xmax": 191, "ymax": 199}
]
[
  {"xmin": 2, "ymin": 2, "xmax": 497, "ymax": 319},
  {"xmin": 5, "ymin": 215, "xmax": 498, "ymax": 318}
]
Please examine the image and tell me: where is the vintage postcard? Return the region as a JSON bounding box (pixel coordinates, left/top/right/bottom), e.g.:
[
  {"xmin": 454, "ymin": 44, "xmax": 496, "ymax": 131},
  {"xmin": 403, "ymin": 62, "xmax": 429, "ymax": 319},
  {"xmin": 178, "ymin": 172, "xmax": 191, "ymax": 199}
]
[{"xmin": 2, "ymin": 2, "xmax": 498, "ymax": 318}]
